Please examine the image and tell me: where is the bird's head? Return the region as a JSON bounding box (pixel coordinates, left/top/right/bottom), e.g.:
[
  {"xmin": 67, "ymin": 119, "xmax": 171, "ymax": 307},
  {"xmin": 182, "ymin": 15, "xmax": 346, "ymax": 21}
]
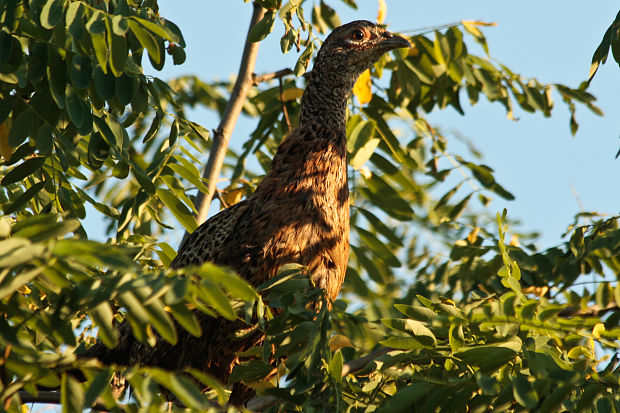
[
  {"xmin": 299, "ymin": 21, "xmax": 410, "ymax": 128},
  {"xmin": 313, "ymin": 20, "xmax": 411, "ymax": 80}
]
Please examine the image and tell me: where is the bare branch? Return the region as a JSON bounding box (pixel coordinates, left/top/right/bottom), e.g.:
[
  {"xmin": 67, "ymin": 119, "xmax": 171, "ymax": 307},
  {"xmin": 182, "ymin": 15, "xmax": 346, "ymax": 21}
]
[
  {"xmin": 341, "ymin": 347, "xmax": 392, "ymax": 377},
  {"xmin": 183, "ymin": 2, "xmax": 266, "ymax": 241},
  {"xmin": 559, "ymin": 302, "xmax": 619, "ymax": 317},
  {"xmin": 17, "ymin": 391, "xmax": 110, "ymax": 411},
  {"xmin": 252, "ymin": 67, "xmax": 311, "ymax": 84},
  {"xmin": 252, "ymin": 68, "xmax": 294, "ymax": 84}
]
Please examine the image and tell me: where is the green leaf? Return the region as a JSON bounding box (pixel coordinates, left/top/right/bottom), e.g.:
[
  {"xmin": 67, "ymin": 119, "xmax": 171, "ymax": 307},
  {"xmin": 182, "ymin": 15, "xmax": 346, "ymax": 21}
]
[
  {"xmin": 329, "ymin": 350, "xmax": 343, "ymax": 383},
  {"xmin": 229, "ymin": 360, "xmax": 273, "ymax": 384},
  {"xmin": 130, "ymin": 17, "xmax": 180, "ymax": 43},
  {"xmin": 381, "ymin": 318, "xmax": 436, "ymax": 346},
  {"xmin": 156, "ymin": 188, "xmax": 197, "ymax": 232},
  {"xmin": 163, "ymin": 18, "xmax": 186, "ymax": 47},
  {"xmin": 144, "ymin": 299, "xmax": 177, "ymax": 344},
  {"xmin": 448, "ymin": 193, "xmax": 473, "ymax": 220},
  {"xmin": 569, "ymin": 227, "xmax": 585, "ymax": 258},
  {"xmin": 61, "ymin": 374, "xmax": 85, "ymax": 413},
  {"xmin": 169, "ymin": 44, "xmax": 186, "ymax": 65},
  {"xmin": 455, "ymin": 339, "xmax": 521, "ymax": 372},
  {"xmin": 512, "ymin": 375, "xmax": 539, "ymax": 408},
  {"xmin": 358, "ymin": 208, "xmax": 403, "ymax": 247},
  {"xmin": 537, "ymin": 305, "xmax": 565, "ymax": 321},
  {"xmin": 589, "ymin": 25, "xmax": 612, "ymax": 82},
  {"xmin": 7, "ymin": 108, "xmax": 34, "ymax": 147},
  {"xmin": 65, "ymin": 1, "xmax": 83, "ymax": 31},
  {"xmin": 538, "ymin": 384, "xmax": 572, "ymax": 412},
  {"xmin": 40, "ymin": 0, "xmax": 64, "ymax": 29},
  {"xmin": 0, "ymin": 95, "xmax": 15, "ymax": 124},
  {"xmin": 47, "ymin": 47, "xmax": 67, "ymax": 108},
  {"xmin": 149, "ymin": 369, "xmax": 208, "ymax": 410},
  {"xmin": 295, "ymin": 42, "xmax": 314, "ymax": 76},
  {"xmin": 129, "ymin": 160, "xmax": 155, "ymax": 194},
  {"xmin": 167, "ymin": 163, "xmax": 208, "ymax": 194},
  {"xmin": 355, "ymin": 226, "xmax": 401, "ymax": 267},
  {"xmin": 87, "ymin": 131, "xmax": 109, "ymax": 169},
  {"xmin": 128, "ymin": 20, "xmax": 161, "ymax": 64},
  {"xmin": 111, "ymin": 15, "xmax": 128, "ymax": 36},
  {"xmin": 595, "ymin": 282, "xmax": 611, "ymax": 309},
  {"xmin": 65, "ymin": 85, "xmax": 87, "ymax": 128},
  {"xmin": 196, "ymin": 278, "xmax": 235, "ymax": 321},
  {"xmin": 169, "ymin": 302, "xmax": 201, "ymax": 337},
  {"xmin": 394, "ymin": 304, "xmax": 437, "ymax": 322},
  {"xmin": 348, "ymin": 120, "xmax": 380, "ymax": 168},
  {"xmin": 377, "ymin": 382, "xmax": 434, "ymax": 413},
  {"xmin": 0, "ymin": 267, "xmax": 43, "ymax": 300},
  {"xmin": 1, "ymin": 157, "xmax": 45, "ymax": 185},
  {"xmin": 90, "ymin": 302, "xmax": 118, "ymax": 348},
  {"xmin": 248, "ymin": 10, "xmax": 277, "ymax": 43},
  {"xmin": 83, "ymin": 368, "xmax": 112, "ymax": 408},
  {"xmin": 92, "ymin": 114, "xmax": 123, "ymax": 149},
  {"xmin": 114, "ymin": 74, "xmax": 134, "ymax": 106},
  {"xmin": 118, "ymin": 288, "xmax": 148, "ymax": 321},
  {"xmin": 109, "ymin": 29, "xmax": 128, "ymax": 77},
  {"xmin": 93, "ymin": 65, "xmax": 115, "ymax": 100},
  {"xmin": 70, "ymin": 54, "xmax": 92, "ymax": 89},
  {"xmin": 86, "ymin": 12, "xmax": 108, "ymax": 70},
  {"xmin": 186, "ymin": 368, "xmax": 227, "ymax": 406},
  {"xmin": 201, "ymin": 263, "xmax": 257, "ymax": 301},
  {"xmin": 379, "ymin": 336, "xmax": 427, "ymax": 350},
  {"xmin": 3, "ymin": 181, "xmax": 46, "ymax": 215},
  {"xmin": 142, "ymin": 113, "xmax": 161, "ymax": 143},
  {"xmin": 168, "ymin": 118, "xmax": 179, "ymax": 146},
  {"xmin": 363, "ymin": 175, "xmax": 414, "ymax": 220}
]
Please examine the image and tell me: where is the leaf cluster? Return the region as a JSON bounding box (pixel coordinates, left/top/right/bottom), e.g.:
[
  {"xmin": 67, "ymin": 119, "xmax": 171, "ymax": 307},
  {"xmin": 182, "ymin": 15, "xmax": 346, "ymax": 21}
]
[{"xmin": 0, "ymin": 1, "xmax": 618, "ymax": 412}]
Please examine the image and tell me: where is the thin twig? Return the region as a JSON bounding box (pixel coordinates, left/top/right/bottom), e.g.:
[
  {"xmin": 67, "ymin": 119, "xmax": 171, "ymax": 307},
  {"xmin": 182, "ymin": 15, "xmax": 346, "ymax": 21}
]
[
  {"xmin": 341, "ymin": 347, "xmax": 392, "ymax": 376},
  {"xmin": 398, "ymin": 21, "xmax": 465, "ymax": 35},
  {"xmin": 252, "ymin": 67, "xmax": 312, "ymax": 84},
  {"xmin": 183, "ymin": 2, "xmax": 266, "ymax": 241},
  {"xmin": 252, "ymin": 68, "xmax": 295, "ymax": 84},
  {"xmin": 559, "ymin": 303, "xmax": 619, "ymax": 318},
  {"xmin": 278, "ymin": 76, "xmax": 292, "ymax": 132}
]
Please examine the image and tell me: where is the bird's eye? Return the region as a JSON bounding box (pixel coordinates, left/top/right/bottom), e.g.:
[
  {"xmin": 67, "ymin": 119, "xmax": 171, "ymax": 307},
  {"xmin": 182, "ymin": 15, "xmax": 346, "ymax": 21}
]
[{"xmin": 351, "ymin": 29, "xmax": 365, "ymax": 41}]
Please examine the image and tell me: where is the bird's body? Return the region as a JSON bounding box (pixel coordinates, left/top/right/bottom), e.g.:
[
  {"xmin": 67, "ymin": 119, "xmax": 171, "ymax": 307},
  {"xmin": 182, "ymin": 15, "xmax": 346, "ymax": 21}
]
[
  {"xmin": 172, "ymin": 120, "xmax": 349, "ymax": 300},
  {"xmin": 88, "ymin": 20, "xmax": 409, "ymax": 406}
]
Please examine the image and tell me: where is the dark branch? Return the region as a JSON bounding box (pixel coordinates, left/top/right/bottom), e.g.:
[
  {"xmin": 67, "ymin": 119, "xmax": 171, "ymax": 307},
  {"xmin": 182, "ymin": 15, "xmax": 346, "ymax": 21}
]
[
  {"xmin": 559, "ymin": 302, "xmax": 619, "ymax": 317},
  {"xmin": 252, "ymin": 68, "xmax": 295, "ymax": 84},
  {"xmin": 17, "ymin": 391, "xmax": 110, "ymax": 411}
]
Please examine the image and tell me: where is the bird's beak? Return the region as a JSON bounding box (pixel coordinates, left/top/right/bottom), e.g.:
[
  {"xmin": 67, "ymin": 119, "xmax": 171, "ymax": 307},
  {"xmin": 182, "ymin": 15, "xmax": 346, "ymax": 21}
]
[{"xmin": 379, "ymin": 31, "xmax": 411, "ymax": 50}]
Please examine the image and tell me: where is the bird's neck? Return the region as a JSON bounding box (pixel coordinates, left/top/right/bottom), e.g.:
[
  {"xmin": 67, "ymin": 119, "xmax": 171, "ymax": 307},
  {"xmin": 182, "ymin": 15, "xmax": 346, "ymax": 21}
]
[{"xmin": 299, "ymin": 68, "xmax": 356, "ymax": 132}]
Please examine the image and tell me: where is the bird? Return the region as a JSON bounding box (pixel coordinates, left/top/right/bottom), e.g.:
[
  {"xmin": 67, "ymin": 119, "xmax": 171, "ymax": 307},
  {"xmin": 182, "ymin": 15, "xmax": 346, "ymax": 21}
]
[{"xmin": 87, "ymin": 20, "xmax": 410, "ymax": 406}]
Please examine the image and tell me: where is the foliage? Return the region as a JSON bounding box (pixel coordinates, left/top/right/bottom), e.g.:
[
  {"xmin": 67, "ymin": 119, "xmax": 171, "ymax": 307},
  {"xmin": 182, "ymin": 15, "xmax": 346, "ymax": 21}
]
[{"xmin": 0, "ymin": 0, "xmax": 618, "ymax": 412}]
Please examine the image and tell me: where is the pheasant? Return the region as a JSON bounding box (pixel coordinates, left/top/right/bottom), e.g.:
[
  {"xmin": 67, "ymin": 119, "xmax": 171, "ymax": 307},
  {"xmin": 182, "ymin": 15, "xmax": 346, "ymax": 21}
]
[{"xmin": 88, "ymin": 20, "xmax": 410, "ymax": 405}]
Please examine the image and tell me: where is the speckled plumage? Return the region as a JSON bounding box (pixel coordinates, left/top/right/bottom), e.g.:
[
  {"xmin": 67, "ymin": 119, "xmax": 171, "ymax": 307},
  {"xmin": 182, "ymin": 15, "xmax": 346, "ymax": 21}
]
[{"xmin": 88, "ymin": 20, "xmax": 410, "ymax": 406}]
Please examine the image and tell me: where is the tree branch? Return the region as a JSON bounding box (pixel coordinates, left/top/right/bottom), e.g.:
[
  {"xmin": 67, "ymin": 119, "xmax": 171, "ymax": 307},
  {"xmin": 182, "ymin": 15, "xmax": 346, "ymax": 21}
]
[
  {"xmin": 252, "ymin": 68, "xmax": 294, "ymax": 84},
  {"xmin": 340, "ymin": 347, "xmax": 392, "ymax": 377},
  {"xmin": 183, "ymin": 2, "xmax": 266, "ymax": 241},
  {"xmin": 559, "ymin": 302, "xmax": 619, "ymax": 317},
  {"xmin": 252, "ymin": 67, "xmax": 312, "ymax": 84},
  {"xmin": 17, "ymin": 391, "xmax": 110, "ymax": 411}
]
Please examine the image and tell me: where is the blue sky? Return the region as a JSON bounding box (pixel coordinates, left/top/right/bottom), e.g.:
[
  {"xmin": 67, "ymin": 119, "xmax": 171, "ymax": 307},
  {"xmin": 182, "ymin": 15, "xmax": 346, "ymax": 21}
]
[{"xmin": 149, "ymin": 1, "xmax": 619, "ymax": 249}]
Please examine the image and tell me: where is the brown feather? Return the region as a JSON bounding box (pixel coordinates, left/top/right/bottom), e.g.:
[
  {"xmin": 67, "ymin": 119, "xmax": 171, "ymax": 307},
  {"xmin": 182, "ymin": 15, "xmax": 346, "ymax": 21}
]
[{"xmin": 86, "ymin": 20, "xmax": 410, "ymax": 406}]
